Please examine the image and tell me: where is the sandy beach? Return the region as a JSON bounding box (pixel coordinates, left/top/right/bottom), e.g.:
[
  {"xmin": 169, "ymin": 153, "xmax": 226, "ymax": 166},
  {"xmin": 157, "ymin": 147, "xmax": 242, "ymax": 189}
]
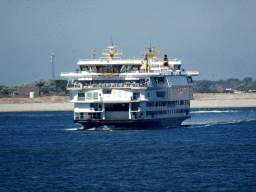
[
  {"xmin": 0, "ymin": 93, "xmax": 256, "ymax": 112},
  {"xmin": 191, "ymin": 93, "xmax": 256, "ymax": 109}
]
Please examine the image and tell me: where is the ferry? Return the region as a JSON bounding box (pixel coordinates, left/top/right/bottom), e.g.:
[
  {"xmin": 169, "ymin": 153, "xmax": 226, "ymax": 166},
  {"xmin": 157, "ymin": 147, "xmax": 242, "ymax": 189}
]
[{"xmin": 60, "ymin": 42, "xmax": 199, "ymax": 128}]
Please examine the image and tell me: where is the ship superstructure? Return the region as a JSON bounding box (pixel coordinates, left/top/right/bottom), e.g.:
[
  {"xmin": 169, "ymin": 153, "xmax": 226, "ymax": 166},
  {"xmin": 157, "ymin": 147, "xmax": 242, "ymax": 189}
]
[{"xmin": 60, "ymin": 43, "xmax": 199, "ymax": 128}]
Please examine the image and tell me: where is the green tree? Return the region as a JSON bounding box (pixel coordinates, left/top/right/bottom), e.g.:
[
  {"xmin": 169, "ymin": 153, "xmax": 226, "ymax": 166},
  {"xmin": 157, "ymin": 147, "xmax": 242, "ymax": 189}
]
[
  {"xmin": 243, "ymin": 77, "xmax": 252, "ymax": 84},
  {"xmin": 54, "ymin": 80, "xmax": 68, "ymax": 93},
  {"xmin": 196, "ymin": 81, "xmax": 211, "ymax": 93},
  {"xmin": 40, "ymin": 87, "xmax": 50, "ymax": 94},
  {"xmin": 35, "ymin": 81, "xmax": 44, "ymax": 89},
  {"xmin": 0, "ymin": 87, "xmax": 10, "ymax": 95}
]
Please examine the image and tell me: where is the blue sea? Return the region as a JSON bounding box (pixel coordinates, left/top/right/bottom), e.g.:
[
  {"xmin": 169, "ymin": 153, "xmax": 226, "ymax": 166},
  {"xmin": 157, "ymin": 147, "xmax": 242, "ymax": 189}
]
[{"xmin": 1, "ymin": 108, "xmax": 256, "ymax": 191}]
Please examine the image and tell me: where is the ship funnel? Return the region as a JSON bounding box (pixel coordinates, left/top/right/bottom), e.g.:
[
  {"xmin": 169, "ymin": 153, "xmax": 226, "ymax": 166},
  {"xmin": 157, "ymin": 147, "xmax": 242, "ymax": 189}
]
[{"xmin": 163, "ymin": 54, "xmax": 168, "ymax": 67}]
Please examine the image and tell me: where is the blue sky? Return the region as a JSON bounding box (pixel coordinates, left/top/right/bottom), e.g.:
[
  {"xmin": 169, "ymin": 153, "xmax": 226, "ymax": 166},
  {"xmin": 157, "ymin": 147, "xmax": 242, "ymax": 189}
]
[{"xmin": 1, "ymin": 0, "xmax": 255, "ymax": 86}]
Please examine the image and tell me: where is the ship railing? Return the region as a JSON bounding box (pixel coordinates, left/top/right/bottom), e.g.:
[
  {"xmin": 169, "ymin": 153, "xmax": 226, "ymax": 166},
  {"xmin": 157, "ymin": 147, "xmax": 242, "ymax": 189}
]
[
  {"xmin": 150, "ymin": 64, "xmax": 162, "ymax": 68},
  {"xmin": 152, "ymin": 58, "xmax": 182, "ymax": 62},
  {"xmin": 186, "ymin": 71, "xmax": 200, "ymax": 76},
  {"xmin": 61, "ymin": 71, "xmax": 82, "ymax": 75},
  {"xmin": 81, "ymin": 83, "xmax": 150, "ymax": 89},
  {"xmin": 160, "ymin": 71, "xmax": 186, "ymax": 76},
  {"xmin": 67, "ymin": 83, "xmax": 82, "ymax": 89},
  {"xmin": 78, "ymin": 57, "xmax": 143, "ymax": 62}
]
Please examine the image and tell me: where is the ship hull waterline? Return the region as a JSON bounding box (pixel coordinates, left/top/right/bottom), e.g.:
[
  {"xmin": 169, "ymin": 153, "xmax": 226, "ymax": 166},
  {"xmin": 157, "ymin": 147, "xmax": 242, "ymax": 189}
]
[{"xmin": 75, "ymin": 116, "xmax": 191, "ymax": 129}]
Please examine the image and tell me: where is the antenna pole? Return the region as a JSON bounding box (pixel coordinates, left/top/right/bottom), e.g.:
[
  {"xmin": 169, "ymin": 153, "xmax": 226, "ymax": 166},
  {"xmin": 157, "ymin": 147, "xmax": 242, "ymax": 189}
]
[
  {"xmin": 92, "ymin": 47, "xmax": 97, "ymax": 59},
  {"xmin": 51, "ymin": 53, "xmax": 54, "ymax": 80}
]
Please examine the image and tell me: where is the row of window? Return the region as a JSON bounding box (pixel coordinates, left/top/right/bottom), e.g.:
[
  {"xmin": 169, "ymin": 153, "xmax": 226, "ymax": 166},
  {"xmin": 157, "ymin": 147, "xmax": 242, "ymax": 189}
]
[
  {"xmin": 146, "ymin": 100, "xmax": 190, "ymax": 107},
  {"xmin": 77, "ymin": 91, "xmax": 140, "ymax": 100},
  {"xmin": 77, "ymin": 112, "xmax": 101, "ymax": 120},
  {"xmin": 81, "ymin": 65, "xmax": 141, "ymax": 73},
  {"xmin": 146, "ymin": 109, "xmax": 190, "ymax": 116},
  {"xmin": 77, "ymin": 90, "xmax": 190, "ymax": 104},
  {"xmin": 78, "ymin": 92, "xmax": 100, "ymax": 100}
]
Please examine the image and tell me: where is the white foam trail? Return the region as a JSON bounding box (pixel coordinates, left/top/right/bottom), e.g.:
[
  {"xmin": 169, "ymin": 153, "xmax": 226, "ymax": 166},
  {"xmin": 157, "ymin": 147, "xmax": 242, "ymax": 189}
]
[
  {"xmin": 87, "ymin": 127, "xmax": 97, "ymax": 131},
  {"xmin": 183, "ymin": 118, "xmax": 256, "ymax": 128},
  {"xmin": 191, "ymin": 110, "xmax": 239, "ymax": 114},
  {"xmin": 65, "ymin": 127, "xmax": 82, "ymax": 131},
  {"xmin": 86, "ymin": 125, "xmax": 115, "ymax": 131}
]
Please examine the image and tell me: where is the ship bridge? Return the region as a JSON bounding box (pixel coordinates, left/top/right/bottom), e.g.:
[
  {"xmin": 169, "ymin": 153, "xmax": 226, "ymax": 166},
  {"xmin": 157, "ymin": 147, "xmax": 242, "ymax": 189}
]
[{"xmin": 60, "ymin": 43, "xmax": 199, "ymax": 78}]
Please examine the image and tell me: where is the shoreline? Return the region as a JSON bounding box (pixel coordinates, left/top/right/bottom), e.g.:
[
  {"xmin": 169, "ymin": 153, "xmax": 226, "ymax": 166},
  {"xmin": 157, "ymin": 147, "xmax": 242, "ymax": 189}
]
[{"xmin": 1, "ymin": 93, "xmax": 256, "ymax": 112}]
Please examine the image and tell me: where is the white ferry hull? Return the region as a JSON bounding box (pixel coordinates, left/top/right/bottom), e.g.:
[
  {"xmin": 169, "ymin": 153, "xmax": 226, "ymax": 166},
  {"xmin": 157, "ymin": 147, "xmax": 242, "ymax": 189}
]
[
  {"xmin": 60, "ymin": 43, "xmax": 199, "ymax": 130},
  {"xmin": 75, "ymin": 116, "xmax": 190, "ymax": 129}
]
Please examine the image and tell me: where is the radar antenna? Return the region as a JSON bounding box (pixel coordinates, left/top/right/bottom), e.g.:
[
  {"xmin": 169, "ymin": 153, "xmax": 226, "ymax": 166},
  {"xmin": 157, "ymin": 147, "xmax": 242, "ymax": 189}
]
[
  {"xmin": 102, "ymin": 38, "xmax": 123, "ymax": 61},
  {"xmin": 92, "ymin": 47, "xmax": 97, "ymax": 59},
  {"xmin": 51, "ymin": 53, "xmax": 54, "ymax": 80},
  {"xmin": 141, "ymin": 40, "xmax": 160, "ymax": 59}
]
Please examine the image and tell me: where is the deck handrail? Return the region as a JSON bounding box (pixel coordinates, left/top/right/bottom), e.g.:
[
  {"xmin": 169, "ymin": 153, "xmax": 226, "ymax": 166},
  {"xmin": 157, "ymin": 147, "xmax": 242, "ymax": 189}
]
[{"xmin": 67, "ymin": 82, "xmax": 150, "ymax": 89}]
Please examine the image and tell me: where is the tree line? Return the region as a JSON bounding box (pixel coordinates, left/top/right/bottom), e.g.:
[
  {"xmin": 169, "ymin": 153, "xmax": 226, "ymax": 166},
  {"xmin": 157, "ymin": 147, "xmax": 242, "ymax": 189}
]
[
  {"xmin": 0, "ymin": 79, "xmax": 68, "ymax": 95},
  {"xmin": 194, "ymin": 77, "xmax": 256, "ymax": 93}
]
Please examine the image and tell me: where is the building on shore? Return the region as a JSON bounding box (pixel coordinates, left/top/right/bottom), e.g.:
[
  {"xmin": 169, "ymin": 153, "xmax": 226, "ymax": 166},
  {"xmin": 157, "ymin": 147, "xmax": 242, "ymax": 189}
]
[{"xmin": 0, "ymin": 87, "xmax": 62, "ymax": 98}]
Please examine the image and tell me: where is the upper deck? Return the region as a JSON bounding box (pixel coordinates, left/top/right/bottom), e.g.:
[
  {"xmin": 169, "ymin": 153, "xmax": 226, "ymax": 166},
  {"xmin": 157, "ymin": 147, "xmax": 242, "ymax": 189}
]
[
  {"xmin": 60, "ymin": 43, "xmax": 199, "ymax": 78},
  {"xmin": 77, "ymin": 57, "xmax": 182, "ymax": 65}
]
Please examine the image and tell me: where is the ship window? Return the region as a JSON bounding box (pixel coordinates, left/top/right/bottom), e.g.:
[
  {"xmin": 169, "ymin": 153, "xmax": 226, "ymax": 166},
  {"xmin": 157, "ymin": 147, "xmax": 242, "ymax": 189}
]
[
  {"xmin": 126, "ymin": 65, "xmax": 132, "ymax": 72},
  {"xmin": 154, "ymin": 77, "xmax": 165, "ymax": 84},
  {"xmin": 156, "ymin": 91, "xmax": 165, "ymax": 97},
  {"xmin": 105, "ymin": 103, "xmax": 129, "ymax": 111},
  {"xmin": 132, "ymin": 65, "xmax": 139, "ymax": 71},
  {"xmin": 103, "ymin": 89, "xmax": 112, "ymax": 94},
  {"xmin": 113, "ymin": 65, "xmax": 122, "ymax": 73},
  {"xmin": 174, "ymin": 65, "xmax": 181, "ymax": 70},
  {"xmin": 132, "ymin": 92, "xmax": 140, "ymax": 100},
  {"xmin": 168, "ymin": 101, "xmax": 175, "ymax": 107},
  {"xmin": 96, "ymin": 66, "xmax": 104, "ymax": 73},
  {"xmin": 103, "ymin": 65, "xmax": 113, "ymax": 73},
  {"xmin": 91, "ymin": 65, "xmax": 97, "ymax": 72},
  {"xmin": 120, "ymin": 65, "xmax": 127, "ymax": 73},
  {"xmin": 166, "ymin": 76, "xmax": 188, "ymax": 86},
  {"xmin": 172, "ymin": 87, "xmax": 187, "ymax": 95},
  {"xmin": 87, "ymin": 92, "xmax": 92, "ymax": 99},
  {"xmin": 93, "ymin": 92, "xmax": 98, "ymax": 99},
  {"xmin": 78, "ymin": 93, "xmax": 85, "ymax": 101},
  {"xmin": 88, "ymin": 113, "xmax": 101, "ymax": 119},
  {"xmin": 81, "ymin": 65, "xmax": 90, "ymax": 71},
  {"xmin": 146, "ymin": 102, "xmax": 153, "ymax": 107}
]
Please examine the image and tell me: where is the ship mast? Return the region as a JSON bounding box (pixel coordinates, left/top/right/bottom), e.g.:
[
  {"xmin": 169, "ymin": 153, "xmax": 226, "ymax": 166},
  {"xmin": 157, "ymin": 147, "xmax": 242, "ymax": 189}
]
[
  {"xmin": 102, "ymin": 38, "xmax": 123, "ymax": 61},
  {"xmin": 141, "ymin": 39, "xmax": 160, "ymax": 59},
  {"xmin": 92, "ymin": 47, "xmax": 97, "ymax": 59},
  {"xmin": 141, "ymin": 40, "xmax": 160, "ymax": 72}
]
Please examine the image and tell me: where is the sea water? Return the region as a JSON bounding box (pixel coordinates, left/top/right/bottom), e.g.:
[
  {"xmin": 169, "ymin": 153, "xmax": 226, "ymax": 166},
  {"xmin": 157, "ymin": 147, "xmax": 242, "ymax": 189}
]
[{"xmin": 0, "ymin": 108, "xmax": 255, "ymax": 191}]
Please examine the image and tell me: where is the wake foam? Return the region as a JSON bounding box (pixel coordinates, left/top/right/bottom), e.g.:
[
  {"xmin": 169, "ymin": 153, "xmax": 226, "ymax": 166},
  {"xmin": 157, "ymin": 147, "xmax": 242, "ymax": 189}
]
[
  {"xmin": 191, "ymin": 110, "xmax": 239, "ymax": 114},
  {"xmin": 87, "ymin": 125, "xmax": 114, "ymax": 131},
  {"xmin": 183, "ymin": 118, "xmax": 256, "ymax": 128},
  {"xmin": 65, "ymin": 127, "xmax": 84, "ymax": 131}
]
